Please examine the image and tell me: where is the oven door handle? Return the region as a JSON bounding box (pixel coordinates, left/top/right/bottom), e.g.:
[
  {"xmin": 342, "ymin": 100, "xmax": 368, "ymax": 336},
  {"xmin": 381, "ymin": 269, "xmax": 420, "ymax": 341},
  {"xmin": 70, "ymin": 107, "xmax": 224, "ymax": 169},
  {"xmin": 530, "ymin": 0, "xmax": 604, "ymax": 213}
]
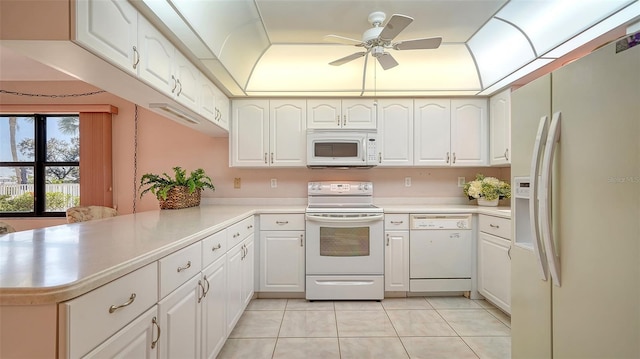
[{"xmin": 305, "ymin": 213, "xmax": 384, "ymax": 223}]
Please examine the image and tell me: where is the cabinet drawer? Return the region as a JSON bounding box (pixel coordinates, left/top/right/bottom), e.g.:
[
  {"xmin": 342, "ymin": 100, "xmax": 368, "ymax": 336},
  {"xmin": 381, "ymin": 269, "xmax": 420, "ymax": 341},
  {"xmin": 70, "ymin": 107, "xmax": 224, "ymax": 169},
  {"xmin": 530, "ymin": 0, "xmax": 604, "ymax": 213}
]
[
  {"xmin": 159, "ymin": 242, "xmax": 202, "ymax": 299},
  {"xmin": 385, "ymin": 214, "xmax": 409, "ymax": 230},
  {"xmin": 60, "ymin": 262, "xmax": 158, "ymax": 359},
  {"xmin": 202, "ymin": 229, "xmax": 228, "ymax": 268},
  {"xmin": 228, "ymin": 216, "xmax": 255, "ymax": 248},
  {"xmin": 260, "ymin": 214, "xmax": 305, "ymax": 231},
  {"xmin": 479, "ymin": 215, "xmax": 511, "ymax": 239}
]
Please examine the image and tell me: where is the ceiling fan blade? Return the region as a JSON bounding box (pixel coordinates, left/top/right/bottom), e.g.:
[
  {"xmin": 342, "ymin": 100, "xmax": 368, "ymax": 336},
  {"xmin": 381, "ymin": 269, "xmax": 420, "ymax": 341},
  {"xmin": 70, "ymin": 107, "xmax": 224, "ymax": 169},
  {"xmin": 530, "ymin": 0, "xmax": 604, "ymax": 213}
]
[
  {"xmin": 329, "ymin": 52, "xmax": 367, "ymax": 66},
  {"xmin": 323, "ymin": 35, "xmax": 364, "ymax": 46},
  {"xmin": 393, "ymin": 37, "xmax": 443, "ymax": 50},
  {"xmin": 376, "ymin": 53, "xmax": 398, "ymax": 70},
  {"xmin": 378, "ymin": 14, "xmax": 413, "ymax": 42}
]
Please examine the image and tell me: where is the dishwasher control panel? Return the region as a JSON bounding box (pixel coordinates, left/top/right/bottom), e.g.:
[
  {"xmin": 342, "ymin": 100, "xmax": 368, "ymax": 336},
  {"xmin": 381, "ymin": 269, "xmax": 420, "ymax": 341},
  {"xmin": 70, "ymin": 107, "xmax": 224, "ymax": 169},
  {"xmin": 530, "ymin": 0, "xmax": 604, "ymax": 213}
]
[{"xmin": 410, "ymin": 214, "xmax": 472, "ymax": 230}]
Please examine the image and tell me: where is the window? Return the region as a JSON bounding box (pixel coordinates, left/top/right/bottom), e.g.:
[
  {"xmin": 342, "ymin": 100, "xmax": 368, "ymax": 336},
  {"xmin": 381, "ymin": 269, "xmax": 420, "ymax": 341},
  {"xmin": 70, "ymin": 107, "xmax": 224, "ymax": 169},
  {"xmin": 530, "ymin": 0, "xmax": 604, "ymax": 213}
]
[{"xmin": 0, "ymin": 114, "xmax": 80, "ymax": 216}]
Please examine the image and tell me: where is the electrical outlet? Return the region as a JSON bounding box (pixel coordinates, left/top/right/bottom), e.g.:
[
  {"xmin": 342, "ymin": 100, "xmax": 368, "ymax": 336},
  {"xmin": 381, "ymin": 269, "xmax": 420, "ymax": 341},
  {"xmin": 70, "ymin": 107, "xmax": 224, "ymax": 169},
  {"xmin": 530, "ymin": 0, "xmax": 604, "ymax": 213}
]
[
  {"xmin": 405, "ymin": 177, "xmax": 411, "ymax": 187},
  {"xmin": 270, "ymin": 178, "xmax": 277, "ymax": 188},
  {"xmin": 458, "ymin": 177, "xmax": 466, "ymax": 187},
  {"xmin": 234, "ymin": 178, "xmax": 241, "ymax": 189}
]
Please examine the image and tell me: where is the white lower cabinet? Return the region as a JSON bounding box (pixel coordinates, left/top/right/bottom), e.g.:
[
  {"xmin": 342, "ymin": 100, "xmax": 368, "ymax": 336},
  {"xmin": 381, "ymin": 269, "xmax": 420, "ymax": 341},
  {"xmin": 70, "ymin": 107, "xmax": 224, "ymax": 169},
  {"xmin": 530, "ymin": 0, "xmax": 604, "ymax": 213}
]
[
  {"xmin": 259, "ymin": 214, "xmax": 306, "ymax": 293},
  {"xmin": 226, "ymin": 234, "xmax": 255, "ymax": 333},
  {"xmin": 84, "ymin": 306, "xmax": 159, "ymax": 358},
  {"xmin": 384, "ymin": 214, "xmax": 410, "ymax": 292},
  {"xmin": 158, "ymin": 274, "xmax": 202, "ymax": 359},
  {"xmin": 201, "ymin": 256, "xmax": 227, "ymax": 359},
  {"xmin": 478, "ymin": 215, "xmax": 511, "ymax": 314}
]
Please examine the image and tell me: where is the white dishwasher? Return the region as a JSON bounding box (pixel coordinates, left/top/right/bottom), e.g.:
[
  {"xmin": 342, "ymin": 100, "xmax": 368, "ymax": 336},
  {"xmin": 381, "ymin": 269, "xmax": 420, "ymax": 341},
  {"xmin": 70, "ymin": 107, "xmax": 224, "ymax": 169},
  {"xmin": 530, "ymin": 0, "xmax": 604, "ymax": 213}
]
[{"xmin": 409, "ymin": 214, "xmax": 472, "ymax": 292}]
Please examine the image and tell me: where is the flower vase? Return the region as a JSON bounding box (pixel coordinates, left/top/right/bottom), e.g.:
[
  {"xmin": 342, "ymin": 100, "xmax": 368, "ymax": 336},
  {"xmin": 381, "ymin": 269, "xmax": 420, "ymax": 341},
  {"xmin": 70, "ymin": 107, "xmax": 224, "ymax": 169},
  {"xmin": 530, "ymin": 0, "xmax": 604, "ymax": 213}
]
[{"xmin": 477, "ymin": 198, "xmax": 499, "ymax": 207}]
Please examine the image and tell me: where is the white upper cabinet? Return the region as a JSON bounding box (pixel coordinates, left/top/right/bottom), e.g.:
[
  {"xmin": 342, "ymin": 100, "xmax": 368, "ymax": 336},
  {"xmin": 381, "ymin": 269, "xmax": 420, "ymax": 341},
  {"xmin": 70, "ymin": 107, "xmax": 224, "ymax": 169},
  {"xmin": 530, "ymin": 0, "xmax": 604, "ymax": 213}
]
[
  {"xmin": 231, "ymin": 99, "xmax": 306, "ymax": 167},
  {"xmin": 489, "ymin": 89, "xmax": 511, "ymax": 166},
  {"xmin": 377, "ymin": 99, "xmax": 414, "ymax": 166},
  {"xmin": 307, "ymin": 99, "xmax": 376, "ymax": 129},
  {"xmin": 172, "ymin": 51, "xmax": 200, "ymax": 109},
  {"xmin": 414, "ymin": 99, "xmax": 451, "ymax": 166},
  {"xmin": 450, "ymin": 99, "xmax": 488, "ymax": 166},
  {"xmin": 200, "ymin": 77, "xmax": 230, "ymax": 130},
  {"xmin": 414, "ymin": 99, "xmax": 488, "ymax": 166},
  {"xmin": 137, "ymin": 15, "xmax": 174, "ymax": 94},
  {"xmin": 75, "ymin": 0, "xmax": 138, "ymax": 75}
]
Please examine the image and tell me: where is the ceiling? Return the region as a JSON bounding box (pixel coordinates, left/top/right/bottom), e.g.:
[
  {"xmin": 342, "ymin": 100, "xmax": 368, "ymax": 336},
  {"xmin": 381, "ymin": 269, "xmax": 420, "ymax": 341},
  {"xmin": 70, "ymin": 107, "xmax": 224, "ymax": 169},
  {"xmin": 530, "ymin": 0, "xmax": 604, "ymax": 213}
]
[{"xmin": 1, "ymin": 0, "xmax": 639, "ymax": 98}]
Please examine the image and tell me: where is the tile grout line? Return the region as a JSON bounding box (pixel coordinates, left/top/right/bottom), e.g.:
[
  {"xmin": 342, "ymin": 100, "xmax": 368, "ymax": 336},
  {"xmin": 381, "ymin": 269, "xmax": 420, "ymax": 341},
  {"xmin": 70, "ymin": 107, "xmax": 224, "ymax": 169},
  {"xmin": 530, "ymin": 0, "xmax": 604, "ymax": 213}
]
[
  {"xmin": 382, "ymin": 299, "xmax": 412, "ymax": 359},
  {"xmin": 270, "ymin": 300, "xmax": 288, "ymax": 359}
]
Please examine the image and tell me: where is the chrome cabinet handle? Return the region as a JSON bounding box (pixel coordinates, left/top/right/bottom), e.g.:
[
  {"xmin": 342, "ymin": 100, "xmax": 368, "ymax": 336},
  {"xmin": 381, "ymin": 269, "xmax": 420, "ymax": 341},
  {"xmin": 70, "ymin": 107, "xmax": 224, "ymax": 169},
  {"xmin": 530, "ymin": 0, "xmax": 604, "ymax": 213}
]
[
  {"xmin": 390, "ymin": 221, "xmax": 404, "ymax": 224},
  {"xmin": 276, "ymin": 221, "xmax": 289, "ymax": 225},
  {"xmin": 489, "ymin": 224, "xmax": 500, "ymax": 229},
  {"xmin": 508, "ymin": 246, "xmax": 512, "ymax": 260},
  {"xmin": 212, "ymin": 243, "xmax": 222, "ymax": 251},
  {"xmin": 176, "ymin": 79, "xmax": 182, "ymax": 96},
  {"xmin": 177, "ymin": 261, "xmax": 192, "ymax": 273},
  {"xmin": 504, "ymin": 148, "xmax": 509, "ymax": 161},
  {"xmin": 264, "ymin": 153, "xmax": 268, "ymax": 164},
  {"xmin": 203, "ymin": 275, "xmax": 211, "ymax": 297},
  {"xmin": 109, "ymin": 293, "xmax": 136, "ymax": 313},
  {"xmin": 247, "ymin": 224, "xmax": 253, "ymax": 230},
  {"xmin": 386, "ymin": 233, "xmax": 389, "ymax": 246},
  {"xmin": 336, "ymin": 115, "xmax": 340, "ymax": 126},
  {"xmin": 151, "ymin": 317, "xmax": 161, "ymax": 349},
  {"xmin": 171, "ymin": 75, "xmax": 177, "ymax": 93},
  {"xmin": 378, "ymin": 152, "xmax": 382, "ymax": 163},
  {"xmin": 197, "ymin": 280, "xmax": 205, "ymax": 303},
  {"xmin": 270, "ymin": 152, "xmax": 274, "ymax": 164},
  {"xmin": 300, "ymin": 234, "xmax": 304, "ymax": 247},
  {"xmin": 453, "ymin": 152, "xmax": 456, "ymax": 164},
  {"xmin": 132, "ymin": 46, "xmax": 140, "ymax": 69},
  {"xmin": 446, "ymin": 152, "xmax": 450, "ymax": 163},
  {"xmin": 233, "ymin": 232, "xmax": 240, "ymax": 238}
]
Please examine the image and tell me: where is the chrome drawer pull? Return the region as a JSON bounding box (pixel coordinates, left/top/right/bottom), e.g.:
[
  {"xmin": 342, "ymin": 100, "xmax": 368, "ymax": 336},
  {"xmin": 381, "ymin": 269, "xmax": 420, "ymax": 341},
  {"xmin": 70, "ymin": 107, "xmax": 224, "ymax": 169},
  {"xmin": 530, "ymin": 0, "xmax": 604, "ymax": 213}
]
[
  {"xmin": 177, "ymin": 261, "xmax": 192, "ymax": 273},
  {"xmin": 489, "ymin": 224, "xmax": 500, "ymax": 229},
  {"xmin": 247, "ymin": 224, "xmax": 253, "ymax": 230},
  {"xmin": 275, "ymin": 221, "xmax": 289, "ymax": 225},
  {"xmin": 390, "ymin": 221, "xmax": 404, "ymax": 224},
  {"xmin": 300, "ymin": 234, "xmax": 304, "ymax": 247},
  {"xmin": 212, "ymin": 243, "xmax": 222, "ymax": 251},
  {"xmin": 109, "ymin": 293, "xmax": 136, "ymax": 313},
  {"xmin": 151, "ymin": 316, "xmax": 161, "ymax": 349},
  {"xmin": 386, "ymin": 233, "xmax": 389, "ymax": 246}
]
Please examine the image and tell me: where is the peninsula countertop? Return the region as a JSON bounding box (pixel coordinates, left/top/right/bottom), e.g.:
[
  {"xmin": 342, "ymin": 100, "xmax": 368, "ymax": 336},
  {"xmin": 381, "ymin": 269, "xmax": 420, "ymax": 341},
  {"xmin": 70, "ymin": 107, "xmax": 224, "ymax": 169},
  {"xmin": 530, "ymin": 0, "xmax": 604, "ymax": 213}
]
[{"xmin": 0, "ymin": 203, "xmax": 510, "ymax": 305}]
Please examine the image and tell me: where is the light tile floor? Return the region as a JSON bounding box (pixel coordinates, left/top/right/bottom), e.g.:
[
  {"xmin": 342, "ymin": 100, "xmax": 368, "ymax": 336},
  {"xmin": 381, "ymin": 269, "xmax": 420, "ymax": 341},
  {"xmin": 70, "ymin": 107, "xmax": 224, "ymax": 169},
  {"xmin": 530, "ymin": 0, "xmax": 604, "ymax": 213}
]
[{"xmin": 217, "ymin": 296, "xmax": 511, "ymax": 359}]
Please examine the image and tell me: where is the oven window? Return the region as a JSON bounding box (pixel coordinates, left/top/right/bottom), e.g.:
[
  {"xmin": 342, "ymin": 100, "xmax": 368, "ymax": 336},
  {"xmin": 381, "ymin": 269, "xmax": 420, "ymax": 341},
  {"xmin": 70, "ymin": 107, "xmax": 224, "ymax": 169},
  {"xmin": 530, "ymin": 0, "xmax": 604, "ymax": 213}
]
[
  {"xmin": 319, "ymin": 227, "xmax": 370, "ymax": 256},
  {"xmin": 314, "ymin": 142, "xmax": 358, "ymax": 158}
]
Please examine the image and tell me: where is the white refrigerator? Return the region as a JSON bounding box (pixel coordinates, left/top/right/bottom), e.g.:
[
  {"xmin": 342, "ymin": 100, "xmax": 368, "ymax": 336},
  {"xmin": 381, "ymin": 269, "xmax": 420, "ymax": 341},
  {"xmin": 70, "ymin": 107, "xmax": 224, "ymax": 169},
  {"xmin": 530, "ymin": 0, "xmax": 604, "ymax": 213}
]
[{"xmin": 510, "ymin": 40, "xmax": 639, "ymax": 358}]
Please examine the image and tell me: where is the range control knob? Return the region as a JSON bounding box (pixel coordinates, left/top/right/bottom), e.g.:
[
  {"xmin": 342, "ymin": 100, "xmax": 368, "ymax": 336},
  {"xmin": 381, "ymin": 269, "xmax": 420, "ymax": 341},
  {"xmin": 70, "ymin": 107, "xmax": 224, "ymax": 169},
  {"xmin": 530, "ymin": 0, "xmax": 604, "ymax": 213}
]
[{"xmin": 363, "ymin": 184, "xmax": 370, "ymax": 191}]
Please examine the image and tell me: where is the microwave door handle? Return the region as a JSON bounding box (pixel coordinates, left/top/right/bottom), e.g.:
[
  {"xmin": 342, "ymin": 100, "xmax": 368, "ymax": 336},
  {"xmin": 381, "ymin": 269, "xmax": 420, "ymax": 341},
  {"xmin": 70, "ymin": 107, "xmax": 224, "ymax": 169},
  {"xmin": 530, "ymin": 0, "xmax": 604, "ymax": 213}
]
[
  {"xmin": 305, "ymin": 214, "xmax": 384, "ymax": 223},
  {"xmin": 540, "ymin": 112, "xmax": 562, "ymax": 287},
  {"xmin": 529, "ymin": 115, "xmax": 550, "ymax": 281}
]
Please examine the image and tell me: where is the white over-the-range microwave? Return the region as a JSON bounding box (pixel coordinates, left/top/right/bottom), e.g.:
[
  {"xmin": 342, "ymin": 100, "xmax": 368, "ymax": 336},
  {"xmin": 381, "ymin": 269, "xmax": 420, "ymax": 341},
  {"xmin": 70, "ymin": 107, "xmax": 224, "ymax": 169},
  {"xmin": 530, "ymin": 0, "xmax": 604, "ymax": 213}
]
[{"xmin": 306, "ymin": 130, "xmax": 378, "ymax": 168}]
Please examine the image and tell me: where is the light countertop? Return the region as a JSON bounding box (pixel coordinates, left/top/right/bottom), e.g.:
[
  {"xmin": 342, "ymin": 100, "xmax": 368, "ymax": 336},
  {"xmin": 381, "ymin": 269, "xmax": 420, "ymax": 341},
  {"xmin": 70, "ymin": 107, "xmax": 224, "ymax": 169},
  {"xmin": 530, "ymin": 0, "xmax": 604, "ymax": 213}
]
[{"xmin": 0, "ymin": 203, "xmax": 509, "ymax": 305}]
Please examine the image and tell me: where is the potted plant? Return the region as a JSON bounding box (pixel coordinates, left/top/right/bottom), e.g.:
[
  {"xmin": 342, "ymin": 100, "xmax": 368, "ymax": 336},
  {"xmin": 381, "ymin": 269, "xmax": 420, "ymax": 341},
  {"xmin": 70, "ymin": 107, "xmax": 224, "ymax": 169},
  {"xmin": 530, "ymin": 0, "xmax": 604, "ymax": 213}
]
[
  {"xmin": 139, "ymin": 167, "xmax": 215, "ymax": 209},
  {"xmin": 463, "ymin": 174, "xmax": 511, "ymax": 206}
]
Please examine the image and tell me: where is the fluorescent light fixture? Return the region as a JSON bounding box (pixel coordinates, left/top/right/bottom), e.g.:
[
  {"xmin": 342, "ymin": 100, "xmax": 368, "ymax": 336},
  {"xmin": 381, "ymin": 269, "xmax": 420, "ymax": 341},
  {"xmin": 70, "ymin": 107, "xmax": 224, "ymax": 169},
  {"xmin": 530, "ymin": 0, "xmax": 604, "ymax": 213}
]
[
  {"xmin": 544, "ymin": 1, "xmax": 640, "ymax": 58},
  {"xmin": 149, "ymin": 103, "xmax": 200, "ymax": 125},
  {"xmin": 478, "ymin": 58, "xmax": 554, "ymax": 96}
]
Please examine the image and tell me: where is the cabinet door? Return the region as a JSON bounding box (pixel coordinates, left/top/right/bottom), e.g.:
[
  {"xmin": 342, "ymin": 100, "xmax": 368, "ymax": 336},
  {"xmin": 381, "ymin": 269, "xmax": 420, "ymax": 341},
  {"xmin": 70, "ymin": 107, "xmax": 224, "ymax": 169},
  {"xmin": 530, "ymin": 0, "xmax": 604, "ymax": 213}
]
[
  {"xmin": 478, "ymin": 232, "xmax": 511, "ymax": 314},
  {"xmin": 199, "ymin": 77, "xmax": 218, "ymax": 123},
  {"xmin": 260, "ymin": 230, "xmax": 305, "ymax": 292},
  {"xmin": 137, "ymin": 15, "xmax": 174, "ymax": 94},
  {"xmin": 226, "ymin": 243, "xmax": 244, "ymax": 332},
  {"xmin": 214, "ymin": 85, "xmax": 230, "ymax": 131},
  {"xmin": 270, "ymin": 100, "xmax": 307, "ymax": 167},
  {"xmin": 201, "ymin": 256, "xmax": 227, "ymax": 359},
  {"xmin": 231, "ymin": 100, "xmax": 269, "ymax": 167},
  {"xmin": 84, "ymin": 306, "xmax": 159, "ymax": 358},
  {"xmin": 489, "ymin": 89, "xmax": 511, "ymax": 165},
  {"xmin": 451, "ymin": 99, "xmax": 488, "ymax": 166},
  {"xmin": 384, "ymin": 231, "xmax": 409, "ymax": 292},
  {"xmin": 158, "ymin": 275, "xmax": 202, "ymax": 359},
  {"xmin": 377, "ymin": 99, "xmax": 413, "ymax": 166},
  {"xmin": 342, "ymin": 99, "xmax": 376, "ymax": 129},
  {"xmin": 173, "ymin": 51, "xmax": 200, "ymax": 109},
  {"xmin": 306, "ymin": 99, "xmax": 341, "ymax": 129},
  {"xmin": 75, "ymin": 0, "xmax": 138, "ymax": 74},
  {"xmin": 414, "ymin": 99, "xmax": 451, "ymax": 166},
  {"xmin": 241, "ymin": 236, "xmax": 255, "ymax": 307}
]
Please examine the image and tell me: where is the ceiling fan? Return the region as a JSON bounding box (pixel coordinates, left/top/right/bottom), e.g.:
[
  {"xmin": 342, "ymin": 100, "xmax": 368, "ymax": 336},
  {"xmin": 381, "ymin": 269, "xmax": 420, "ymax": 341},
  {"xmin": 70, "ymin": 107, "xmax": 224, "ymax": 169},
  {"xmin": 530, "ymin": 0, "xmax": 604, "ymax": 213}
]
[{"xmin": 324, "ymin": 11, "xmax": 442, "ymax": 71}]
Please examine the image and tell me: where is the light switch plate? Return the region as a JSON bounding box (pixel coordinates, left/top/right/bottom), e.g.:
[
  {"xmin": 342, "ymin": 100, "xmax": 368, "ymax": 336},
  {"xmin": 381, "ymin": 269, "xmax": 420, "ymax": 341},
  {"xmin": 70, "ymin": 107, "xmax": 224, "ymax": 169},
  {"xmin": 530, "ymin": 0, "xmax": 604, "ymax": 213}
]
[
  {"xmin": 458, "ymin": 177, "xmax": 466, "ymax": 187},
  {"xmin": 270, "ymin": 178, "xmax": 277, "ymax": 188}
]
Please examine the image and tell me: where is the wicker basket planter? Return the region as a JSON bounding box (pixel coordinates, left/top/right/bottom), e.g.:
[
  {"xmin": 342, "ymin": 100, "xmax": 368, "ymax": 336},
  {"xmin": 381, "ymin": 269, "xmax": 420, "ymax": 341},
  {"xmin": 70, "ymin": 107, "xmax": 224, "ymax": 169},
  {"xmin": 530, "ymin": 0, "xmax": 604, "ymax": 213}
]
[{"xmin": 158, "ymin": 187, "xmax": 201, "ymax": 210}]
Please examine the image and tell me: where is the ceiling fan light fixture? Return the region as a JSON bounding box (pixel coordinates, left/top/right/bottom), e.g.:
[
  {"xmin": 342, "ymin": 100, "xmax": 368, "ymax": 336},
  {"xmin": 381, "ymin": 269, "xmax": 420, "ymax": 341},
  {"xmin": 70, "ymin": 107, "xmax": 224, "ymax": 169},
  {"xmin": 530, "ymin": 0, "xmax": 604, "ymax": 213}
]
[{"xmin": 371, "ymin": 46, "xmax": 385, "ymax": 58}]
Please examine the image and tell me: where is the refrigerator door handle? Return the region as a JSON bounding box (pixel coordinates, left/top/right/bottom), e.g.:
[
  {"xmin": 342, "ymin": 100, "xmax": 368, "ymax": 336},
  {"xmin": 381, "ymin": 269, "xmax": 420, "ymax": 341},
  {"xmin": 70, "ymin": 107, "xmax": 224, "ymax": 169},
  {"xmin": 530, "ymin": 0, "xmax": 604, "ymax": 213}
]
[
  {"xmin": 529, "ymin": 115, "xmax": 550, "ymax": 281},
  {"xmin": 540, "ymin": 111, "xmax": 562, "ymax": 287}
]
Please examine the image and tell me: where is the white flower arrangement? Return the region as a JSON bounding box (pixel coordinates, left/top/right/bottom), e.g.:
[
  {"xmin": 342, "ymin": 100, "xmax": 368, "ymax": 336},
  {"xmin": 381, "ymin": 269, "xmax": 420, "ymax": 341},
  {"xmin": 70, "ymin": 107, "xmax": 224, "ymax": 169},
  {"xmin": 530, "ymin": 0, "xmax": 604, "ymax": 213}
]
[{"xmin": 463, "ymin": 174, "xmax": 511, "ymax": 201}]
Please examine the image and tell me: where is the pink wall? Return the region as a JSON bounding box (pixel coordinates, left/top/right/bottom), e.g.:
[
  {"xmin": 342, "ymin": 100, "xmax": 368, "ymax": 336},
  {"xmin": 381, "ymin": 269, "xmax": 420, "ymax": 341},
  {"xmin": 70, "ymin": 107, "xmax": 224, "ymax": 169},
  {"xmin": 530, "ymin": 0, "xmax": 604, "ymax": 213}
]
[{"xmin": 1, "ymin": 80, "xmax": 510, "ymax": 230}]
